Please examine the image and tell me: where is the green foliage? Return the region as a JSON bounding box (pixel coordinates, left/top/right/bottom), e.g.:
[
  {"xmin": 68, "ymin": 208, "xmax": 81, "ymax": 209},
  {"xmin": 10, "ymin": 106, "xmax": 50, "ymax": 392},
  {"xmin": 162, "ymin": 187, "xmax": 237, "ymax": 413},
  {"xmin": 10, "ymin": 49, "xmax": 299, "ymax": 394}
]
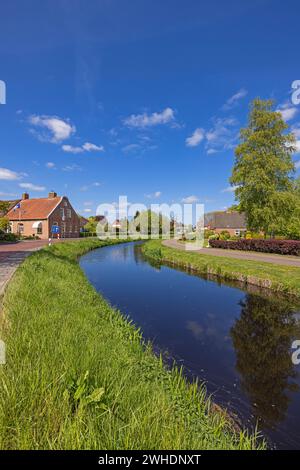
[
  {"xmin": 230, "ymin": 98, "xmax": 296, "ymax": 235},
  {"xmin": 208, "ymin": 233, "xmax": 219, "ymax": 241},
  {"xmin": 204, "ymin": 229, "xmax": 215, "ymax": 239},
  {"xmin": 283, "ymin": 178, "xmax": 300, "ymax": 239},
  {"xmin": 0, "ymin": 217, "xmax": 9, "ymax": 232},
  {"xmin": 219, "ymin": 230, "xmax": 231, "ymax": 240},
  {"xmin": 0, "ymin": 232, "xmax": 18, "ymax": 242},
  {"xmin": 84, "ymin": 216, "xmax": 97, "ymax": 233},
  {"xmin": 131, "ymin": 210, "xmax": 170, "ymax": 237},
  {"xmin": 0, "ymin": 201, "xmax": 10, "ymax": 214}
]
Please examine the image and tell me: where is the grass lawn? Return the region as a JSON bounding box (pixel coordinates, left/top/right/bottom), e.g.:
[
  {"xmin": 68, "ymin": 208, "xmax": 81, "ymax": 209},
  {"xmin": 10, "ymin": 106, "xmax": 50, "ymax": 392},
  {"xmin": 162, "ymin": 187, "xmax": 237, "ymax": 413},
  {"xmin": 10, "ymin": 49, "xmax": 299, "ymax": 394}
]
[
  {"xmin": 0, "ymin": 239, "xmax": 262, "ymax": 450},
  {"xmin": 143, "ymin": 240, "xmax": 300, "ymax": 297}
]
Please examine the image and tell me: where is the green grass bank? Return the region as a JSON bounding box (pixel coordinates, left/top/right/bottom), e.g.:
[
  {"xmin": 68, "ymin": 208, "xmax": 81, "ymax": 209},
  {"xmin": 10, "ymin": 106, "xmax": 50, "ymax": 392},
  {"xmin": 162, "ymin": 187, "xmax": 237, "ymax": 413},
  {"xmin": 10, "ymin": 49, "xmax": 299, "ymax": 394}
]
[
  {"xmin": 0, "ymin": 239, "xmax": 263, "ymax": 450},
  {"xmin": 142, "ymin": 240, "xmax": 300, "ymax": 297}
]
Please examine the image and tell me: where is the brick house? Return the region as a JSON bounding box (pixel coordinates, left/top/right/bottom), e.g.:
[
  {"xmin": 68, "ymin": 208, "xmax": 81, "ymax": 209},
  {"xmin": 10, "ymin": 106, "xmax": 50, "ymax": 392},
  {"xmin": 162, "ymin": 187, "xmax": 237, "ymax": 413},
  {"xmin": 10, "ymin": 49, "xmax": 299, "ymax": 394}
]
[
  {"xmin": 6, "ymin": 191, "xmax": 80, "ymax": 239},
  {"xmin": 204, "ymin": 210, "xmax": 247, "ymax": 237}
]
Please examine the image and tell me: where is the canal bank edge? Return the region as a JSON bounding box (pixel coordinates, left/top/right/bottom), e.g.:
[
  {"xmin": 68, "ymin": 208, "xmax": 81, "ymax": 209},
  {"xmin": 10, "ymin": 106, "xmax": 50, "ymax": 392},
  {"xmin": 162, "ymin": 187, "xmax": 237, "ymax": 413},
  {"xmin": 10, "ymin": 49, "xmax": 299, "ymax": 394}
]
[
  {"xmin": 142, "ymin": 240, "xmax": 300, "ymax": 298},
  {"xmin": 0, "ymin": 239, "xmax": 263, "ymax": 450}
]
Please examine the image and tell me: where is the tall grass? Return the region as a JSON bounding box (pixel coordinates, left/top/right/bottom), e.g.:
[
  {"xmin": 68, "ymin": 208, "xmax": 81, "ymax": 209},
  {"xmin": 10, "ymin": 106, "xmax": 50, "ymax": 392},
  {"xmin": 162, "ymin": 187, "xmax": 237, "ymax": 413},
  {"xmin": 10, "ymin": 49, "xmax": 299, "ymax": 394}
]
[{"xmin": 0, "ymin": 239, "xmax": 263, "ymax": 449}]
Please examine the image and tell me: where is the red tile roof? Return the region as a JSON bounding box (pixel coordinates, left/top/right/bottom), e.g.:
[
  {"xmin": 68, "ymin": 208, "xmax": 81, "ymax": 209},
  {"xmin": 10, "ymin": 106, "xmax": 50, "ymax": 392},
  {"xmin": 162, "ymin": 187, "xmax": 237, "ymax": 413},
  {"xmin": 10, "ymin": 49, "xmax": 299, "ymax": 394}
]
[{"xmin": 7, "ymin": 197, "xmax": 62, "ymax": 220}]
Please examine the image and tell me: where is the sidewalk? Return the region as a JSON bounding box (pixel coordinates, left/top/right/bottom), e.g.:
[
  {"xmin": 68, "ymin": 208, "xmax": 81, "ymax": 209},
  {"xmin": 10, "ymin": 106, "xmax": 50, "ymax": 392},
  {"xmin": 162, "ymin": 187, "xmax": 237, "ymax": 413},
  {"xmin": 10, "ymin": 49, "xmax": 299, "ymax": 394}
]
[
  {"xmin": 163, "ymin": 239, "xmax": 300, "ymax": 267},
  {"xmin": 0, "ymin": 238, "xmax": 82, "ymax": 295}
]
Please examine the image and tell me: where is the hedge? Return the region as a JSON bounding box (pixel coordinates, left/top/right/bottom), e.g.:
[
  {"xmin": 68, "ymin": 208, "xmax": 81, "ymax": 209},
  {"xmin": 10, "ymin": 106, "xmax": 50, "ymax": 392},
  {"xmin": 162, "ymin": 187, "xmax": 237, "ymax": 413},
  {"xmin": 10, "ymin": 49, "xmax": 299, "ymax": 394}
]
[{"xmin": 209, "ymin": 238, "xmax": 300, "ymax": 256}]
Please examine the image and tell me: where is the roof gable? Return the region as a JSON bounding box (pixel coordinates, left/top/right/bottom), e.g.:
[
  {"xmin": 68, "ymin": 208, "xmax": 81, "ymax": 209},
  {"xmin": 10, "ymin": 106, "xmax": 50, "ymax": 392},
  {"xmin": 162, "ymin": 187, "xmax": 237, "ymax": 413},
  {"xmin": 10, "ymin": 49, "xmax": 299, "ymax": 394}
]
[{"xmin": 205, "ymin": 211, "xmax": 246, "ymax": 229}]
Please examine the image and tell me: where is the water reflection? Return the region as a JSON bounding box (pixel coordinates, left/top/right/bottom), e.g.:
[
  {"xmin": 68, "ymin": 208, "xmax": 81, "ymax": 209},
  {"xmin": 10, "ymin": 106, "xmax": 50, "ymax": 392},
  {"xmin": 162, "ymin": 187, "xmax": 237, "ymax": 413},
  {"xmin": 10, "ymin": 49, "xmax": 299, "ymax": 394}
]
[{"xmin": 231, "ymin": 294, "xmax": 300, "ymax": 430}]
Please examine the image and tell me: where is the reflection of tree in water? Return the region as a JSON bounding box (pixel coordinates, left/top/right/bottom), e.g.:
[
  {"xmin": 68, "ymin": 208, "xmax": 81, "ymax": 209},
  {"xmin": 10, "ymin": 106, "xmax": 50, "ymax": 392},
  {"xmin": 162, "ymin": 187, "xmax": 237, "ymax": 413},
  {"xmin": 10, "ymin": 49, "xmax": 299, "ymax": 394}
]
[
  {"xmin": 134, "ymin": 243, "xmax": 162, "ymax": 269},
  {"xmin": 231, "ymin": 294, "xmax": 300, "ymax": 430}
]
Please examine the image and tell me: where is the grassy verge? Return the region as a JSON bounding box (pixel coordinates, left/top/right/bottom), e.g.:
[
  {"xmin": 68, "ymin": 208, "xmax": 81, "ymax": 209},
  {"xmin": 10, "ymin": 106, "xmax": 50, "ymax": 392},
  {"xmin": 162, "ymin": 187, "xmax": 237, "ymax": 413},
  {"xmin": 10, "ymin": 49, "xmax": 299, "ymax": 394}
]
[
  {"xmin": 0, "ymin": 239, "xmax": 262, "ymax": 450},
  {"xmin": 142, "ymin": 240, "xmax": 300, "ymax": 297}
]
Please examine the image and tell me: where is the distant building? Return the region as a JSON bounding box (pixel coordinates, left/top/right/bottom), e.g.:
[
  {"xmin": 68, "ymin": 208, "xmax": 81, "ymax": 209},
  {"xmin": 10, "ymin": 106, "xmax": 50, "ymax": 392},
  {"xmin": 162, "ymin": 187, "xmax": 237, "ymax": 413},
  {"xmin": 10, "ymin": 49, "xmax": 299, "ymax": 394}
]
[
  {"xmin": 6, "ymin": 191, "xmax": 80, "ymax": 239},
  {"xmin": 204, "ymin": 210, "xmax": 247, "ymax": 237},
  {"xmin": 112, "ymin": 219, "xmax": 121, "ymax": 229},
  {"xmin": 78, "ymin": 215, "xmax": 89, "ymax": 231}
]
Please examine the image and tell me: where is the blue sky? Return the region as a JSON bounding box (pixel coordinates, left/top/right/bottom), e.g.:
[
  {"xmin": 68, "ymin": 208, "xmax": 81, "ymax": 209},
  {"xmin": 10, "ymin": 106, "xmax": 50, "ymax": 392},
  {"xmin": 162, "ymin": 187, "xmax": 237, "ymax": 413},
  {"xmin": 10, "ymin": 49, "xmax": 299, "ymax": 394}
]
[{"xmin": 0, "ymin": 0, "xmax": 300, "ymax": 216}]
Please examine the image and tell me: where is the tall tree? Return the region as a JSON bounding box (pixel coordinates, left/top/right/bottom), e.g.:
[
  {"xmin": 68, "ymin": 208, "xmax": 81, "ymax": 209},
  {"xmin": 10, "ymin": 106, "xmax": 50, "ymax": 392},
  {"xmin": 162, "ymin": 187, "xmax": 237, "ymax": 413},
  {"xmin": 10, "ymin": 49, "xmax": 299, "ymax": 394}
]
[{"xmin": 230, "ymin": 98, "xmax": 296, "ymax": 235}]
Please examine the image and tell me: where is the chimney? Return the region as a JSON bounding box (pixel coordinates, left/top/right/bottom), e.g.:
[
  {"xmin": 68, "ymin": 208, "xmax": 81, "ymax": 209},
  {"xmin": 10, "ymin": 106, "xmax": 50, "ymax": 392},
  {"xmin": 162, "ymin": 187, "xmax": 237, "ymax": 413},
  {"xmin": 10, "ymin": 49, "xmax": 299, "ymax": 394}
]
[
  {"xmin": 22, "ymin": 192, "xmax": 29, "ymax": 200},
  {"xmin": 48, "ymin": 191, "xmax": 57, "ymax": 198}
]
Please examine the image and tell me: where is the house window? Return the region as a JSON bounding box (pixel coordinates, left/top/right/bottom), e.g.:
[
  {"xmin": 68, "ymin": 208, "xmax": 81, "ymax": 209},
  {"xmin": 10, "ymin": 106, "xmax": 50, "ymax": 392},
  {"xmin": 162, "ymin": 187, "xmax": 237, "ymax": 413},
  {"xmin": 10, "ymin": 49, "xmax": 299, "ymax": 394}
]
[
  {"xmin": 17, "ymin": 223, "xmax": 24, "ymax": 234},
  {"xmin": 69, "ymin": 225, "xmax": 72, "ymax": 233},
  {"xmin": 60, "ymin": 208, "xmax": 65, "ymax": 219},
  {"xmin": 235, "ymin": 229, "xmax": 241, "ymax": 237},
  {"xmin": 37, "ymin": 225, "xmax": 43, "ymax": 234},
  {"xmin": 67, "ymin": 208, "xmax": 71, "ymax": 219}
]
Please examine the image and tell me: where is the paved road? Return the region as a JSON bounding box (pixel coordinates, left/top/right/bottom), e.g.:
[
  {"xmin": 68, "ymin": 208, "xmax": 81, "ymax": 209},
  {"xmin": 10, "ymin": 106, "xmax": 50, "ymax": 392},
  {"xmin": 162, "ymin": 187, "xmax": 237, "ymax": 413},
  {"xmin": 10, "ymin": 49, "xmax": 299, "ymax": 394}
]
[
  {"xmin": 0, "ymin": 238, "xmax": 83, "ymax": 295},
  {"xmin": 163, "ymin": 239, "xmax": 300, "ymax": 267}
]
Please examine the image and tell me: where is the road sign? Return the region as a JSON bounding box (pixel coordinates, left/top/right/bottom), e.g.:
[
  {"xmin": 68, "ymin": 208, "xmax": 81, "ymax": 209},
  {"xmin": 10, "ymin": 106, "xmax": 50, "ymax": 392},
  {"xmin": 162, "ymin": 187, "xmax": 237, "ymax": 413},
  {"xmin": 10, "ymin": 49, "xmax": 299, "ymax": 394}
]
[{"xmin": 51, "ymin": 225, "xmax": 60, "ymax": 234}]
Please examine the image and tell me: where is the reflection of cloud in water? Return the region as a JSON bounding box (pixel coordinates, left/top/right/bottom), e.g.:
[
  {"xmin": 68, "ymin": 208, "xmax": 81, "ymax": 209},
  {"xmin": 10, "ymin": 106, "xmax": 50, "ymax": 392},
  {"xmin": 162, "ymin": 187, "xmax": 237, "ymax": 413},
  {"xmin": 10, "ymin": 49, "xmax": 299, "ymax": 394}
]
[
  {"xmin": 186, "ymin": 321, "xmax": 203, "ymax": 339},
  {"xmin": 186, "ymin": 320, "xmax": 231, "ymax": 344}
]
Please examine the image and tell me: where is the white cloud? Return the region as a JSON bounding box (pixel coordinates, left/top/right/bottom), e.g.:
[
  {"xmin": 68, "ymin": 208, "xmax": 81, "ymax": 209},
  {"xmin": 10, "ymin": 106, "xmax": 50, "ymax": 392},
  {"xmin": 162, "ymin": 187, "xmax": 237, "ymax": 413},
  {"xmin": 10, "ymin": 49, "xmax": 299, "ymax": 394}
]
[
  {"xmin": 83, "ymin": 208, "xmax": 92, "ymax": 213},
  {"xmin": 221, "ymin": 185, "xmax": 240, "ymax": 193},
  {"xmin": 181, "ymin": 195, "xmax": 198, "ymax": 203},
  {"xmin": 62, "ymin": 145, "xmax": 84, "ymax": 154},
  {"xmin": 82, "ymin": 142, "xmax": 104, "ymax": 152},
  {"xmin": 185, "ymin": 128, "xmax": 205, "ymax": 147},
  {"xmin": 62, "ymin": 164, "xmax": 82, "ymax": 172},
  {"xmin": 277, "ymin": 102, "xmax": 298, "ymax": 122},
  {"xmin": 205, "ymin": 117, "xmax": 238, "ymax": 154},
  {"xmin": 291, "ymin": 124, "xmax": 300, "ymax": 139},
  {"xmin": 29, "ymin": 115, "xmax": 75, "ymax": 143},
  {"xmin": 206, "ymin": 148, "xmax": 218, "ymax": 155},
  {"xmin": 62, "ymin": 142, "xmax": 104, "ymax": 154},
  {"xmin": 223, "ymin": 89, "xmax": 248, "ymax": 110},
  {"xmin": 46, "ymin": 162, "xmax": 56, "ymax": 169},
  {"xmin": 0, "ymin": 167, "xmax": 24, "ymax": 180},
  {"xmin": 19, "ymin": 183, "xmax": 45, "ymax": 192},
  {"xmin": 295, "ymin": 140, "xmax": 300, "ymax": 154},
  {"xmin": 124, "ymin": 107, "xmax": 175, "ymax": 128},
  {"xmin": 145, "ymin": 191, "xmax": 162, "ymax": 199},
  {"xmin": 80, "ymin": 181, "xmax": 101, "ymax": 191},
  {"xmin": 122, "ymin": 143, "xmax": 141, "ymax": 153},
  {"xmin": 0, "ymin": 191, "xmax": 18, "ymax": 197}
]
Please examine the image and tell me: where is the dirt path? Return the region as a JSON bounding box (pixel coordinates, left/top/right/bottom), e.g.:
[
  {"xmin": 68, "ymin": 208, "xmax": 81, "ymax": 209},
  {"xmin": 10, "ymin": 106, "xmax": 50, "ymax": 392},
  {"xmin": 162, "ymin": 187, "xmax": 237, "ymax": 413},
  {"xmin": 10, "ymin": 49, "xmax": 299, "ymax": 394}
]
[{"xmin": 163, "ymin": 239, "xmax": 300, "ymax": 267}]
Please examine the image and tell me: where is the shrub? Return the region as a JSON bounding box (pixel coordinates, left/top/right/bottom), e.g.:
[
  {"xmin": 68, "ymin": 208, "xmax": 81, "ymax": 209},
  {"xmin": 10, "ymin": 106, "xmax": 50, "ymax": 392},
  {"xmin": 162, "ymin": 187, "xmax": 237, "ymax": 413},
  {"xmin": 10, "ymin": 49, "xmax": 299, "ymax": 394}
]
[
  {"xmin": 219, "ymin": 230, "xmax": 231, "ymax": 240},
  {"xmin": 208, "ymin": 233, "xmax": 219, "ymax": 241},
  {"xmin": 209, "ymin": 238, "xmax": 300, "ymax": 256},
  {"xmin": 21, "ymin": 235, "xmax": 40, "ymax": 240},
  {"xmin": 0, "ymin": 232, "xmax": 18, "ymax": 242},
  {"xmin": 204, "ymin": 229, "xmax": 215, "ymax": 239}
]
